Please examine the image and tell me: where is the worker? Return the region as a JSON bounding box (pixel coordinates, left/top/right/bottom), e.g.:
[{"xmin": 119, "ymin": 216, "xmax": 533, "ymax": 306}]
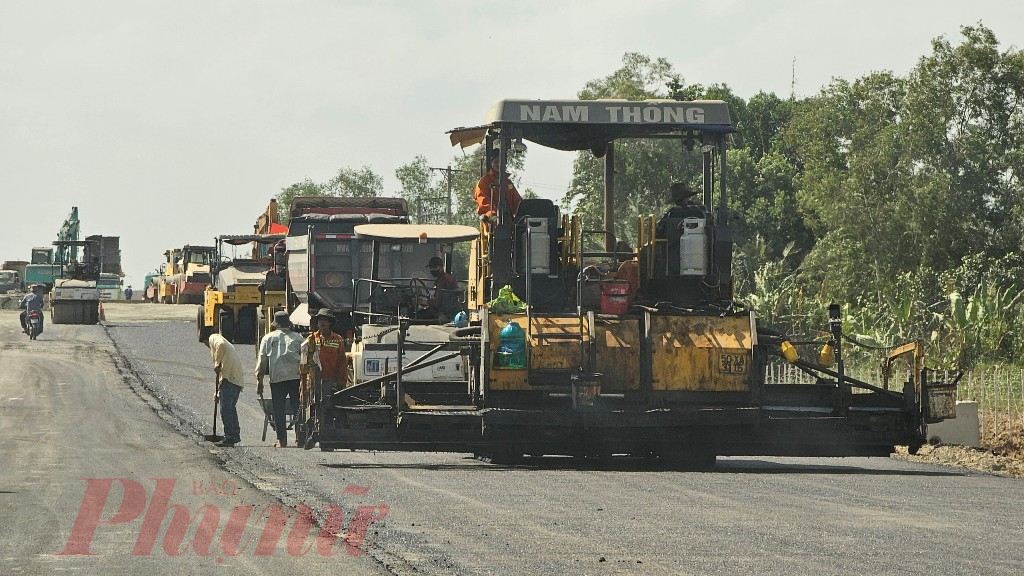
[
  {"xmin": 200, "ymin": 327, "xmax": 244, "ymax": 448},
  {"xmin": 256, "ymin": 311, "xmax": 304, "ymax": 448},
  {"xmin": 656, "ymin": 182, "xmax": 702, "ymax": 237},
  {"xmin": 614, "ymin": 241, "xmax": 641, "ymax": 301},
  {"xmin": 299, "ymin": 309, "xmax": 348, "ymax": 449},
  {"xmin": 19, "ymin": 284, "xmax": 44, "ymax": 334},
  {"xmin": 417, "ymin": 256, "xmax": 461, "ymax": 320},
  {"xmin": 123, "ymin": 285, "xmax": 133, "ymax": 301},
  {"xmin": 301, "ymin": 309, "xmax": 348, "ymax": 397},
  {"xmin": 473, "ymin": 150, "xmax": 523, "ymax": 220}
]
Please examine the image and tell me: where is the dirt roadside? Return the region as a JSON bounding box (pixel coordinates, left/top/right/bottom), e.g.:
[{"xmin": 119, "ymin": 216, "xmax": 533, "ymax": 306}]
[{"xmin": 895, "ymin": 418, "xmax": 1024, "ymax": 478}]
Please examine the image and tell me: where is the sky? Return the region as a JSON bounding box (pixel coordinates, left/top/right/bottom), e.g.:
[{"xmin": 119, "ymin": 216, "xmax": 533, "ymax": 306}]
[{"xmin": 2, "ymin": 0, "xmax": 1022, "ymax": 288}]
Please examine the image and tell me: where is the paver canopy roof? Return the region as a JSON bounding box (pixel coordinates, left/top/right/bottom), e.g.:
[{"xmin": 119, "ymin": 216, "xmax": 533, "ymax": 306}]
[
  {"xmin": 354, "ymin": 223, "xmax": 479, "ymax": 243},
  {"xmin": 449, "ymin": 99, "xmax": 734, "ymax": 152}
]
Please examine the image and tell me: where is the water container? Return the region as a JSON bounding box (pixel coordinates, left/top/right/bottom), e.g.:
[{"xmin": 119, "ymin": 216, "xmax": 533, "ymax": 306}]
[
  {"xmin": 600, "ymin": 280, "xmax": 630, "ymax": 315},
  {"xmin": 498, "ymin": 320, "xmax": 527, "ymax": 368}
]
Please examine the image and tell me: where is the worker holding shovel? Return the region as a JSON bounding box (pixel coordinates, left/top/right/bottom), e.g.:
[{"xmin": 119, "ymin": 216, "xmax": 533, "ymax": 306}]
[{"xmin": 199, "ymin": 327, "xmax": 245, "ymax": 447}]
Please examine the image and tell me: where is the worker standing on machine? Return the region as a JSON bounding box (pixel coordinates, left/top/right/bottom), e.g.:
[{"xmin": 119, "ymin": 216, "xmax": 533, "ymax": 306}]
[{"xmin": 473, "ymin": 149, "xmax": 522, "ymax": 221}]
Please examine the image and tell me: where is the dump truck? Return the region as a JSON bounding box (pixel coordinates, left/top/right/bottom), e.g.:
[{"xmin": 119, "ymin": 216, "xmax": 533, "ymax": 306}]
[
  {"xmin": 252, "ymin": 199, "xmax": 289, "ymax": 342},
  {"xmin": 0, "ymin": 269, "xmax": 21, "ymax": 292},
  {"xmin": 296, "ymin": 98, "xmax": 957, "ymax": 466},
  {"xmin": 155, "ymin": 245, "xmax": 215, "ymax": 304},
  {"xmin": 197, "ymin": 233, "xmax": 286, "ymax": 344},
  {"xmin": 3, "ymin": 261, "xmax": 28, "ymax": 291},
  {"xmin": 282, "ymin": 196, "xmax": 410, "ymax": 331}
]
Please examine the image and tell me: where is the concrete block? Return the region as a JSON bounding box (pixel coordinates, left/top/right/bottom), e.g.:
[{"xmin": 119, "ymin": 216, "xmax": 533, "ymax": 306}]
[{"xmin": 927, "ymin": 401, "xmax": 979, "ymax": 447}]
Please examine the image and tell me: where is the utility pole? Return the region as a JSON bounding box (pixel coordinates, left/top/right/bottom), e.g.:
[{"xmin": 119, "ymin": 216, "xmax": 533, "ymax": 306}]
[
  {"xmin": 791, "ymin": 57, "xmax": 797, "ymax": 101},
  {"xmin": 429, "ymin": 165, "xmax": 462, "ymax": 224}
]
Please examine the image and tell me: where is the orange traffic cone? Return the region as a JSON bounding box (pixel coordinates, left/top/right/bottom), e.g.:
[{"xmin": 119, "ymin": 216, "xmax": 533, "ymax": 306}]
[{"xmin": 99, "ymin": 303, "xmax": 106, "ymax": 321}]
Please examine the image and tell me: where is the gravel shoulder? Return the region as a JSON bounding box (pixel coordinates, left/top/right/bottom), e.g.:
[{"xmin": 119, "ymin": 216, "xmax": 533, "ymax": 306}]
[{"xmin": 895, "ymin": 440, "xmax": 1024, "ymax": 478}]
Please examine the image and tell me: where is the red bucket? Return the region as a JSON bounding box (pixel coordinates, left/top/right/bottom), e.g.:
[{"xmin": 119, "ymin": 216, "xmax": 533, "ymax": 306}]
[{"xmin": 600, "ymin": 280, "xmax": 630, "ymax": 315}]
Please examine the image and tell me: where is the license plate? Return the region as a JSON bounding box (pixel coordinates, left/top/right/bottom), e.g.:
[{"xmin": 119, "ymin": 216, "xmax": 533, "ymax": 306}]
[{"xmin": 718, "ymin": 353, "xmax": 748, "ymax": 374}]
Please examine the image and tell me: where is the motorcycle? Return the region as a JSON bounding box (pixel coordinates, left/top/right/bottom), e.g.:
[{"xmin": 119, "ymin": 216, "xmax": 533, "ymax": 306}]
[{"xmin": 25, "ymin": 309, "xmax": 43, "ymax": 340}]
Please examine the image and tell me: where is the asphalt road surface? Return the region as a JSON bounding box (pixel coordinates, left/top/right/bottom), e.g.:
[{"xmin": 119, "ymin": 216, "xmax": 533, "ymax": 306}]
[
  {"xmin": 0, "ymin": 307, "xmax": 387, "ymax": 575},
  {"xmin": 2, "ymin": 302, "xmax": 1023, "ymax": 575}
]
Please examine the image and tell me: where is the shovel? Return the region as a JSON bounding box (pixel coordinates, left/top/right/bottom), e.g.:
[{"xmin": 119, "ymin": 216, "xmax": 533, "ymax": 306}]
[{"xmin": 204, "ymin": 378, "xmax": 224, "ymax": 442}]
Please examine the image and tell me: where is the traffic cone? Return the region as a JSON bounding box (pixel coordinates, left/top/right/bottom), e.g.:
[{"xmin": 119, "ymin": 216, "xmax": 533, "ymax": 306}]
[{"xmin": 99, "ymin": 303, "xmax": 106, "ymax": 321}]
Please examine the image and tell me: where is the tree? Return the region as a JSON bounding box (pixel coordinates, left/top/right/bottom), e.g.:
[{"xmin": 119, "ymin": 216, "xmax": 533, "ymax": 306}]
[
  {"xmin": 276, "ymin": 166, "xmax": 384, "ymax": 221},
  {"xmin": 564, "ymin": 53, "xmax": 694, "ymax": 247},
  {"xmin": 325, "ymin": 166, "xmax": 383, "ymax": 197},
  {"xmin": 785, "ymin": 72, "xmax": 916, "ymax": 306},
  {"xmin": 395, "ymin": 155, "xmax": 450, "ymax": 224},
  {"xmin": 904, "ymin": 24, "xmax": 1024, "ymax": 268},
  {"xmin": 276, "ymin": 178, "xmax": 326, "ymax": 222}
]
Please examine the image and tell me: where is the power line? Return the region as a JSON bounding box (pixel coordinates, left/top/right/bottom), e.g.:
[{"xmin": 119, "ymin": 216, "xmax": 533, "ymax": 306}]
[{"xmin": 429, "ymin": 165, "xmax": 462, "ymax": 224}]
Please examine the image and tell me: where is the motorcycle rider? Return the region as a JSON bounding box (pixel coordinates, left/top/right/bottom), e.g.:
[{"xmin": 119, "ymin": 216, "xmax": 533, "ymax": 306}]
[{"xmin": 19, "ymin": 284, "xmax": 44, "ymax": 335}]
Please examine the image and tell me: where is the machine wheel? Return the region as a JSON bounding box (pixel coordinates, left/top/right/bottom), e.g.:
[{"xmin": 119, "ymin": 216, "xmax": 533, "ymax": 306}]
[
  {"xmin": 85, "ymin": 301, "xmax": 99, "ymax": 324},
  {"xmin": 236, "ymin": 306, "xmax": 258, "ymax": 345},
  {"xmin": 659, "ymin": 447, "xmax": 716, "ymax": 471},
  {"xmin": 51, "ymin": 303, "xmax": 68, "ymax": 324},
  {"xmin": 488, "ymin": 445, "xmax": 522, "ymax": 466},
  {"xmin": 256, "ymin": 308, "xmax": 268, "ymax": 346},
  {"xmin": 217, "ymin": 308, "xmax": 236, "ymax": 342},
  {"xmin": 196, "ymin": 305, "xmax": 205, "ymax": 341}
]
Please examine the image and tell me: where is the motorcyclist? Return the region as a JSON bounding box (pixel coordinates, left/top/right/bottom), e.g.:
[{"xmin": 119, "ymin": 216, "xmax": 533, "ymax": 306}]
[{"xmin": 19, "ymin": 284, "xmax": 44, "ymax": 334}]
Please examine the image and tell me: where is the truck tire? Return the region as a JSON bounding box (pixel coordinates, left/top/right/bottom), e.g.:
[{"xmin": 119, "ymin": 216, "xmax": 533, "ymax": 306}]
[
  {"xmin": 236, "ymin": 306, "xmax": 257, "ymax": 345},
  {"xmin": 217, "ymin": 308, "xmax": 235, "ymax": 343}
]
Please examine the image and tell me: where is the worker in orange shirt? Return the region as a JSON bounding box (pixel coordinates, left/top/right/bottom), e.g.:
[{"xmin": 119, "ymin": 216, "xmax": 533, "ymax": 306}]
[
  {"xmin": 301, "ymin": 308, "xmax": 349, "ymax": 397},
  {"xmin": 299, "ymin": 308, "xmax": 348, "ymax": 449},
  {"xmin": 474, "ymin": 150, "xmax": 522, "ymax": 220}
]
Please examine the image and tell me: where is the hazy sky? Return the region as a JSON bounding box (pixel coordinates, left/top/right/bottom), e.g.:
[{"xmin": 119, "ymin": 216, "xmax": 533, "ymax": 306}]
[{"xmin": 2, "ymin": 1, "xmax": 1021, "ymax": 287}]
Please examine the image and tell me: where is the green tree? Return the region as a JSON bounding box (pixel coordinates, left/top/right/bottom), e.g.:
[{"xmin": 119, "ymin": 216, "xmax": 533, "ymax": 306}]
[
  {"xmin": 276, "ymin": 166, "xmax": 383, "ymax": 221},
  {"xmin": 325, "ymin": 166, "xmax": 383, "ymax": 197},
  {"xmin": 276, "ymin": 178, "xmax": 325, "ymax": 221},
  {"xmin": 785, "ymin": 71, "xmax": 918, "ymax": 306},
  {"xmin": 564, "ymin": 52, "xmax": 694, "ymax": 247},
  {"xmin": 903, "ymin": 24, "xmax": 1024, "ymax": 268},
  {"xmin": 395, "ymin": 155, "xmax": 451, "ymax": 224}
]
